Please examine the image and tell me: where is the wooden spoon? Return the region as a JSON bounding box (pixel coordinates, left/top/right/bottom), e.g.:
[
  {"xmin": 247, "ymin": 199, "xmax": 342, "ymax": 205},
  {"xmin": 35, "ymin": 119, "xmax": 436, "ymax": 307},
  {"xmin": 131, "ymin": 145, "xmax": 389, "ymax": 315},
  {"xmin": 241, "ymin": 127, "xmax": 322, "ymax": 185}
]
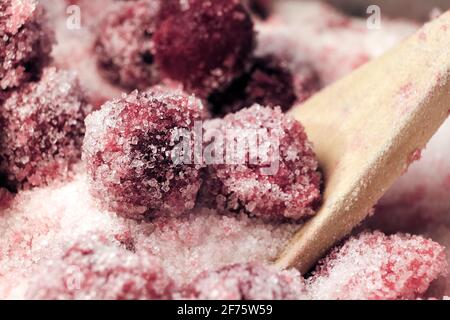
[{"xmin": 275, "ymin": 11, "xmax": 450, "ymax": 274}]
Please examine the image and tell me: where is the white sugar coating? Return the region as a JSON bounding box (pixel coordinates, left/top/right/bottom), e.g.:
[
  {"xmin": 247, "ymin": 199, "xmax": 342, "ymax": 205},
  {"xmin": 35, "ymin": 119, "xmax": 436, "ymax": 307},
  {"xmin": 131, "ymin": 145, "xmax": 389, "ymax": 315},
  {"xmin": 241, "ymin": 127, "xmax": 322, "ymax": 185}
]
[
  {"xmin": 255, "ymin": 0, "xmax": 418, "ymax": 85},
  {"xmin": 0, "ymin": 168, "xmax": 298, "ymax": 298},
  {"xmin": 308, "ymin": 231, "xmax": 447, "ymax": 300},
  {"xmin": 200, "ymin": 105, "xmax": 321, "ymax": 221},
  {"xmin": 0, "ymin": 170, "xmax": 445, "ymax": 299},
  {"xmin": 0, "ymin": 168, "xmax": 128, "ymax": 299},
  {"xmin": 94, "ymin": 0, "xmax": 162, "ymax": 89}
]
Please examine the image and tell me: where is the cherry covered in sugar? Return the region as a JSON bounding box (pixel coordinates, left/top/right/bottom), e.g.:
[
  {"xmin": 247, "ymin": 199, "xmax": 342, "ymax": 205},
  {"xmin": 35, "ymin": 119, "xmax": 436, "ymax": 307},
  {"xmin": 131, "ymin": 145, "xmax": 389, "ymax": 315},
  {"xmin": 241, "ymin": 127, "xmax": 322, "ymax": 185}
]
[
  {"xmin": 200, "ymin": 104, "xmax": 322, "ymax": 221},
  {"xmin": 26, "ymin": 237, "xmax": 175, "ymax": 300},
  {"xmin": 94, "ymin": 0, "xmax": 162, "ymax": 90},
  {"xmin": 0, "ymin": 0, "xmax": 54, "ymax": 90},
  {"xmin": 153, "ymin": 0, "xmax": 256, "ymax": 97},
  {"xmin": 83, "ymin": 86, "xmax": 208, "ymax": 220},
  {"xmin": 180, "ymin": 263, "xmax": 308, "ymax": 300},
  {"xmin": 308, "ymin": 231, "xmax": 447, "ymax": 300},
  {"xmin": 0, "ymin": 67, "xmax": 91, "ymax": 190}
]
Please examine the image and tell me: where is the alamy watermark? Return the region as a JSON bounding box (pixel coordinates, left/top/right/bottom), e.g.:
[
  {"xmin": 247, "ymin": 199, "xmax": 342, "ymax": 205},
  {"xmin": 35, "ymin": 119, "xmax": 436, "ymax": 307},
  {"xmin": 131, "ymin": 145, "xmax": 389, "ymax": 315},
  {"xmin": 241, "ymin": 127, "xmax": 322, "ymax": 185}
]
[
  {"xmin": 66, "ymin": 5, "xmax": 81, "ymax": 30},
  {"xmin": 367, "ymin": 5, "xmax": 382, "ymax": 30},
  {"xmin": 170, "ymin": 121, "xmax": 281, "ymax": 176}
]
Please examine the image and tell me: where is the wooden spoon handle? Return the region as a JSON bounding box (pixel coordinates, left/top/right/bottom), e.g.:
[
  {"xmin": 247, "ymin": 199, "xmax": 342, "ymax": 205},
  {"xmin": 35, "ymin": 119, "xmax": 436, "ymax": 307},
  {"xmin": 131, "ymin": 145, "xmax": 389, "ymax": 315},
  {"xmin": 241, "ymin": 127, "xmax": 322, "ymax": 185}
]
[{"xmin": 275, "ymin": 11, "xmax": 450, "ymax": 273}]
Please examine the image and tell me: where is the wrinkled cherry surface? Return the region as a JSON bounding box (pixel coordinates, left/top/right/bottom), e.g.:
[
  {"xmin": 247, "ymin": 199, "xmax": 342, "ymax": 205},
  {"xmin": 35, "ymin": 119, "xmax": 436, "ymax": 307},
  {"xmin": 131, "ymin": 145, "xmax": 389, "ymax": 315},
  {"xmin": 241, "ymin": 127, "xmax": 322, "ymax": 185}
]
[
  {"xmin": 153, "ymin": 0, "xmax": 255, "ymax": 97},
  {"xmin": 0, "ymin": 67, "xmax": 91, "ymax": 190},
  {"xmin": 83, "ymin": 86, "xmax": 207, "ymax": 220},
  {"xmin": 0, "ymin": 0, "xmax": 54, "ymax": 90},
  {"xmin": 200, "ymin": 105, "xmax": 322, "ymax": 221}
]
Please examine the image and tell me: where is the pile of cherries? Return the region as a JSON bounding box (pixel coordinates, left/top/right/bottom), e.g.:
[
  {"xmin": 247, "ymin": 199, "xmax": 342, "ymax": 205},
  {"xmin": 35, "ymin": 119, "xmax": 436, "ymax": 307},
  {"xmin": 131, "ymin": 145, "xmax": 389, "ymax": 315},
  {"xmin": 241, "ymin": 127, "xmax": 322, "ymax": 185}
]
[
  {"xmin": 0, "ymin": 0, "xmax": 446, "ymax": 302},
  {"xmin": 1, "ymin": 0, "xmax": 323, "ymax": 221}
]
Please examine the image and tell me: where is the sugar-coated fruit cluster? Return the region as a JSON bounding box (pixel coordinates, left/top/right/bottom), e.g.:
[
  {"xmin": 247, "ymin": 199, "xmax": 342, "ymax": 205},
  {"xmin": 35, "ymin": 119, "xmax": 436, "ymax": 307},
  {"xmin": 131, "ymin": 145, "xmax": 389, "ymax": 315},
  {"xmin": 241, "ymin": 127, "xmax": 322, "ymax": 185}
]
[
  {"xmin": 0, "ymin": 68, "xmax": 91, "ymax": 190},
  {"xmin": 94, "ymin": 0, "xmax": 316, "ymax": 114},
  {"xmin": 0, "ymin": 173, "xmax": 298, "ymax": 298},
  {"xmin": 0, "ymin": 0, "xmax": 448, "ymax": 301},
  {"xmin": 0, "ymin": 0, "xmax": 54, "ymax": 90},
  {"xmin": 179, "ymin": 263, "xmax": 308, "ymax": 300},
  {"xmin": 83, "ymin": 86, "xmax": 207, "ymax": 220},
  {"xmin": 94, "ymin": 0, "xmax": 161, "ymax": 89},
  {"xmin": 95, "ymin": 0, "xmax": 256, "ymax": 98},
  {"xmin": 200, "ymin": 105, "xmax": 322, "ymax": 221},
  {"xmin": 83, "ymin": 87, "xmax": 321, "ymax": 221},
  {"xmin": 0, "ymin": 0, "xmax": 89, "ymax": 191},
  {"xmin": 26, "ymin": 236, "xmax": 174, "ymax": 300}
]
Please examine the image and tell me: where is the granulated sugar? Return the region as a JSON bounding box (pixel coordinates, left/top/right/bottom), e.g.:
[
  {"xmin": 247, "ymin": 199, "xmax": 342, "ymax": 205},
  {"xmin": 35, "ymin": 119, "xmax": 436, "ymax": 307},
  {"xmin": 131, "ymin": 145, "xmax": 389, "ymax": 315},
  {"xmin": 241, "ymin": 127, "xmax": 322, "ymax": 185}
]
[{"xmin": 0, "ymin": 167, "xmax": 298, "ymax": 298}]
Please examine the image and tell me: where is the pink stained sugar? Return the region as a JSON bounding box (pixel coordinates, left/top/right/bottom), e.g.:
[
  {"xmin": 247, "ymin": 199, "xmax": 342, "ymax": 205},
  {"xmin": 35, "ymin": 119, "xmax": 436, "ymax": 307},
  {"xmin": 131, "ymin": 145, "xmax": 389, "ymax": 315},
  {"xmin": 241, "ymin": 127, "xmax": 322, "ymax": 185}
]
[
  {"xmin": 200, "ymin": 105, "xmax": 322, "ymax": 221},
  {"xmin": 308, "ymin": 231, "xmax": 447, "ymax": 300},
  {"xmin": 94, "ymin": 0, "xmax": 162, "ymax": 90},
  {"xmin": 0, "ymin": 170, "xmax": 298, "ymax": 298},
  {"xmin": 0, "ymin": 67, "xmax": 92, "ymax": 190},
  {"xmin": 131, "ymin": 209, "xmax": 299, "ymax": 283},
  {"xmin": 26, "ymin": 235, "xmax": 175, "ymax": 300},
  {"xmin": 0, "ymin": 0, "xmax": 54, "ymax": 90},
  {"xmin": 371, "ymin": 120, "xmax": 450, "ymax": 231},
  {"xmin": 153, "ymin": 0, "xmax": 255, "ymax": 98},
  {"xmin": 40, "ymin": 0, "xmax": 123, "ymax": 109},
  {"xmin": 178, "ymin": 263, "xmax": 308, "ymax": 300},
  {"xmin": 83, "ymin": 87, "xmax": 208, "ymax": 220},
  {"xmin": 255, "ymin": 1, "xmax": 418, "ymax": 86}
]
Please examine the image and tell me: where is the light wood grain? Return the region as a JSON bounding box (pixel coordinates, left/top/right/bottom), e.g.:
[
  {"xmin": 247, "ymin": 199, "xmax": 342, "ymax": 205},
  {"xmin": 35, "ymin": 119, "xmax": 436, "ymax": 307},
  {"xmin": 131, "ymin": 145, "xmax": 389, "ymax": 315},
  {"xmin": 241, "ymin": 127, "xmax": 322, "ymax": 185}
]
[{"xmin": 275, "ymin": 11, "xmax": 450, "ymax": 274}]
